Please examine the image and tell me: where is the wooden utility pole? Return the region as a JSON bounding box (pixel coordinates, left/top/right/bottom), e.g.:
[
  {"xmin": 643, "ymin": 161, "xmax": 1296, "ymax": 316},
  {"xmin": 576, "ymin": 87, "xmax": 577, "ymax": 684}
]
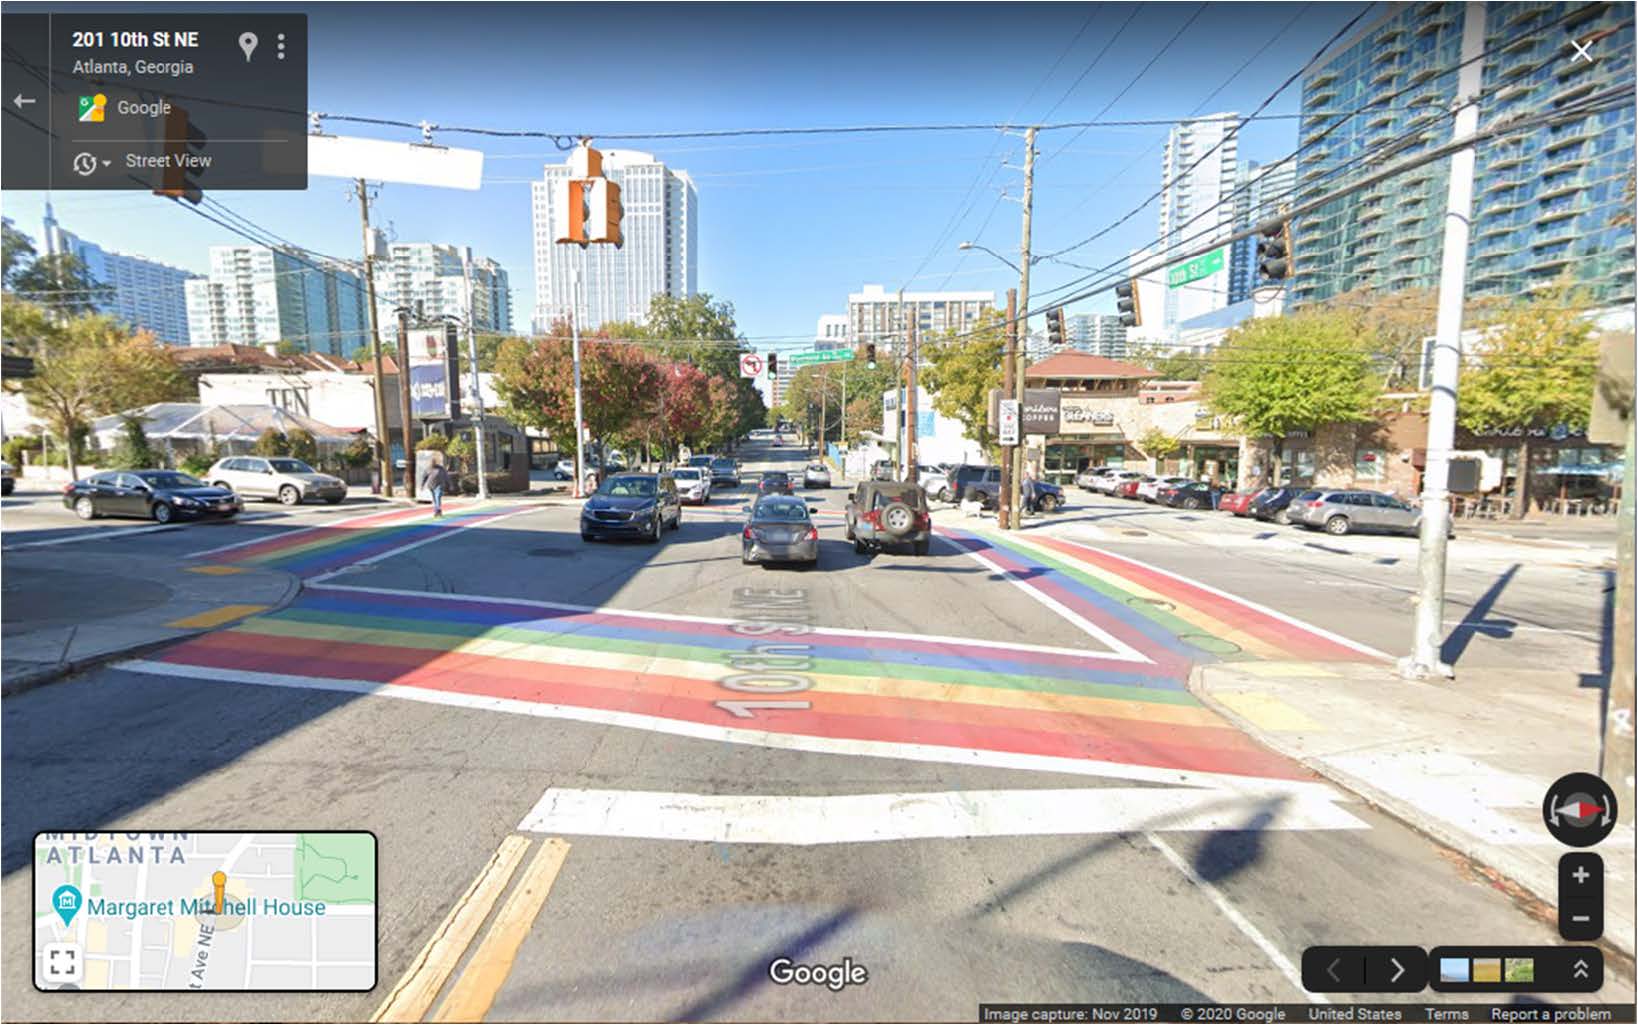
[
  {"xmin": 1607, "ymin": 408, "xmax": 1636, "ymax": 809},
  {"xmin": 397, "ymin": 308, "xmax": 416, "ymax": 499},
  {"xmin": 1009, "ymin": 127, "xmax": 1036, "ymax": 530},
  {"xmin": 1000, "ymin": 288, "xmax": 1016, "ymax": 530},
  {"xmin": 357, "ymin": 179, "xmax": 392, "ymax": 496},
  {"xmin": 906, "ymin": 320, "xmax": 919, "ymax": 481}
]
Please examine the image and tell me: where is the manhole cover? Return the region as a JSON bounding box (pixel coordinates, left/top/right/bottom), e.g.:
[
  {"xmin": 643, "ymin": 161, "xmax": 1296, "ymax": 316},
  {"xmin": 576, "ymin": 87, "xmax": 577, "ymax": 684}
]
[
  {"xmin": 1126, "ymin": 596, "xmax": 1175, "ymax": 612},
  {"xmin": 1122, "ymin": 529, "xmax": 1148, "ymax": 536},
  {"xmin": 528, "ymin": 547, "xmax": 577, "ymax": 557},
  {"xmin": 1177, "ymin": 633, "xmax": 1243, "ymax": 655}
]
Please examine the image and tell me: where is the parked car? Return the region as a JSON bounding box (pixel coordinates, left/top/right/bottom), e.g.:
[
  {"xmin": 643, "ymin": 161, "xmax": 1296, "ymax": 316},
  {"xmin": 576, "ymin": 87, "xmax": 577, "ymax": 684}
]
[
  {"xmin": 758, "ymin": 470, "xmax": 795, "ymax": 496},
  {"xmin": 1096, "ymin": 469, "xmax": 1145, "ymax": 495},
  {"xmin": 671, "ymin": 466, "xmax": 711, "ymax": 505},
  {"xmin": 1217, "ymin": 489, "xmax": 1266, "ymax": 516},
  {"xmin": 846, "ymin": 480, "xmax": 933, "ymax": 555},
  {"xmin": 1250, "ymin": 485, "xmax": 1307, "ymax": 525},
  {"xmin": 946, "ymin": 464, "xmax": 1002, "ymax": 504},
  {"xmin": 1, "ymin": 459, "xmax": 14, "ymax": 496},
  {"xmin": 710, "ymin": 457, "xmax": 741, "ymax": 488},
  {"xmin": 1075, "ymin": 466, "xmax": 1115, "ymax": 491},
  {"xmin": 580, "ymin": 472, "xmax": 681, "ymax": 542},
  {"xmin": 207, "ymin": 456, "xmax": 347, "ymax": 506},
  {"xmin": 1137, "ymin": 475, "xmax": 1194, "ymax": 503},
  {"xmin": 1024, "ymin": 478, "xmax": 1066, "ymax": 513},
  {"xmin": 1115, "ymin": 477, "xmax": 1147, "ymax": 499},
  {"xmin": 871, "ymin": 459, "xmax": 896, "ymax": 482},
  {"xmin": 921, "ymin": 468, "xmax": 950, "ymax": 500},
  {"xmin": 687, "ymin": 454, "xmax": 716, "ymax": 472},
  {"xmin": 1162, "ymin": 481, "xmax": 1225, "ymax": 510},
  {"xmin": 741, "ymin": 495, "xmax": 821, "ymax": 566},
  {"xmin": 1291, "ymin": 489, "xmax": 1446, "ymax": 537},
  {"xmin": 63, "ymin": 469, "xmax": 241, "ymax": 523},
  {"xmin": 803, "ymin": 463, "xmax": 831, "ymax": 489}
]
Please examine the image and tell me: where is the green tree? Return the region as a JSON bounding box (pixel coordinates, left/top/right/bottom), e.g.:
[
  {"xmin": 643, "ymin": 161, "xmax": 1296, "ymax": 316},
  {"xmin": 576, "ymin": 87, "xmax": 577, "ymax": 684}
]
[
  {"xmin": 445, "ymin": 431, "xmax": 475, "ymax": 473},
  {"xmin": 1202, "ymin": 308, "xmax": 1380, "ymax": 483},
  {"xmin": 105, "ymin": 415, "xmax": 160, "ymax": 470},
  {"xmin": 341, "ymin": 434, "xmax": 375, "ymax": 469},
  {"xmin": 1127, "ymin": 341, "xmax": 1207, "ymax": 381},
  {"xmin": 1136, "ymin": 427, "xmax": 1182, "ymax": 468},
  {"xmin": 5, "ymin": 305, "xmax": 188, "ymax": 478},
  {"xmin": 8, "ymin": 253, "xmax": 109, "ymax": 316},
  {"xmin": 2, "ymin": 219, "xmax": 37, "ymax": 288},
  {"xmin": 253, "ymin": 428, "xmax": 290, "ymax": 457},
  {"xmin": 275, "ymin": 340, "xmax": 304, "ymax": 357},
  {"xmin": 1458, "ymin": 281, "xmax": 1599, "ymax": 518},
  {"xmin": 920, "ymin": 307, "xmax": 1007, "ymax": 452},
  {"xmin": 285, "ymin": 427, "xmax": 318, "ymax": 464},
  {"xmin": 349, "ymin": 341, "xmax": 397, "ymax": 364},
  {"xmin": 493, "ymin": 320, "xmax": 661, "ymax": 460}
]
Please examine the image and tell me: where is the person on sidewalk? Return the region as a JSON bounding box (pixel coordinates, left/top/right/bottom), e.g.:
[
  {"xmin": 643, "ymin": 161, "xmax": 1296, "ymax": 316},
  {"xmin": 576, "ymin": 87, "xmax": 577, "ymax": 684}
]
[{"xmin": 419, "ymin": 458, "xmax": 451, "ymax": 518}]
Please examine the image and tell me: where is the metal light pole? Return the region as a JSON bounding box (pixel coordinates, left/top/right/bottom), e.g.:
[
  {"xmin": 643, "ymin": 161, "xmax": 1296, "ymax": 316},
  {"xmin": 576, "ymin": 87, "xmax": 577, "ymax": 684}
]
[
  {"xmin": 570, "ymin": 267, "xmax": 587, "ymax": 499},
  {"xmin": 1401, "ymin": 2, "xmax": 1485, "ymax": 681},
  {"xmin": 396, "ymin": 307, "xmax": 416, "ymax": 500},
  {"xmin": 356, "ymin": 178, "xmax": 392, "ymax": 496},
  {"xmin": 462, "ymin": 247, "xmax": 489, "ymax": 500}
]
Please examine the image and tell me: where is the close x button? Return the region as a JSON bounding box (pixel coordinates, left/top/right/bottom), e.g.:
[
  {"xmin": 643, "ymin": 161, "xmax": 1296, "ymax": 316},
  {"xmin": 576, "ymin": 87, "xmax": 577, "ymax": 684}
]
[{"xmin": 1303, "ymin": 946, "xmax": 1425, "ymax": 993}]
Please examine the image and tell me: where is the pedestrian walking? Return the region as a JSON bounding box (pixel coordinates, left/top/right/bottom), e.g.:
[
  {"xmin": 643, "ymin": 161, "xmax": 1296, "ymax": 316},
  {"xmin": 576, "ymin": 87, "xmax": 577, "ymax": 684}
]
[{"xmin": 419, "ymin": 458, "xmax": 450, "ymax": 518}]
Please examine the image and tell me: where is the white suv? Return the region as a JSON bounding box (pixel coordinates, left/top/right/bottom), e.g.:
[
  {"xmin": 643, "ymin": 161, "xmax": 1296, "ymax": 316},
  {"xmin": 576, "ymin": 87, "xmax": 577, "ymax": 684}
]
[{"xmin": 207, "ymin": 456, "xmax": 347, "ymax": 505}]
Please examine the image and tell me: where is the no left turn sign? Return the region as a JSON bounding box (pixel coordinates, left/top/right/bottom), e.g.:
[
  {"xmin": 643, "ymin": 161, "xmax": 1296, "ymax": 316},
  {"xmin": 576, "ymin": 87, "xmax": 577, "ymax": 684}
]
[{"xmin": 739, "ymin": 353, "xmax": 765, "ymax": 378}]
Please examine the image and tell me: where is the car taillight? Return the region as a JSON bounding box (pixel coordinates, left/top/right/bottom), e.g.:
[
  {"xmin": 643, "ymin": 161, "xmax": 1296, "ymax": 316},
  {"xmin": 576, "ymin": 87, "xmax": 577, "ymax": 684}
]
[
  {"xmin": 1308, "ymin": 499, "xmax": 1325, "ymax": 508},
  {"xmin": 742, "ymin": 525, "xmax": 754, "ymax": 539},
  {"xmin": 804, "ymin": 526, "xmax": 819, "ymax": 541}
]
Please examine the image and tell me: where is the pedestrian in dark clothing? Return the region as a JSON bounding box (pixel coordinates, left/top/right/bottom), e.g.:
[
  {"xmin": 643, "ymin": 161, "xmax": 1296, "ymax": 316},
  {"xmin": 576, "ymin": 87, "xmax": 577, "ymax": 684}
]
[{"xmin": 420, "ymin": 459, "xmax": 451, "ymax": 517}]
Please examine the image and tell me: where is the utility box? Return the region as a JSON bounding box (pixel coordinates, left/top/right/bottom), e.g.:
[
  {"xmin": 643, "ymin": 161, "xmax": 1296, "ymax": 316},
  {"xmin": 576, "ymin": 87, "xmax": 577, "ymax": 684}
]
[{"xmin": 1447, "ymin": 458, "xmax": 1480, "ymax": 494}]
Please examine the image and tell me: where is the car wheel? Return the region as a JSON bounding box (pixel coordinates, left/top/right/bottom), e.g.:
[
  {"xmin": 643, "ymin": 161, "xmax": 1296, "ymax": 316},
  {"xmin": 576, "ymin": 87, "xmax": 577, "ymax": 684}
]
[
  {"xmin": 1325, "ymin": 515, "xmax": 1351, "ymax": 536},
  {"xmin": 937, "ymin": 486, "xmax": 952, "ymax": 502},
  {"xmin": 1275, "ymin": 508, "xmax": 1292, "ymax": 526},
  {"xmin": 278, "ymin": 485, "xmax": 301, "ymax": 506},
  {"xmin": 670, "ymin": 510, "xmax": 681, "ymax": 530},
  {"xmin": 1182, "ymin": 497, "xmax": 1201, "ymax": 510},
  {"xmin": 741, "ymin": 548, "xmax": 754, "ymax": 565},
  {"xmin": 212, "ymin": 481, "xmax": 232, "ymax": 491},
  {"xmin": 152, "ymin": 502, "xmax": 174, "ymax": 524},
  {"xmin": 853, "ymin": 536, "xmax": 868, "ymax": 555},
  {"xmin": 913, "ymin": 538, "xmax": 930, "ymax": 556},
  {"xmin": 1040, "ymin": 495, "xmax": 1060, "ymax": 513},
  {"xmin": 74, "ymin": 496, "xmax": 98, "ymax": 520},
  {"xmin": 647, "ymin": 515, "xmax": 662, "ymax": 543}
]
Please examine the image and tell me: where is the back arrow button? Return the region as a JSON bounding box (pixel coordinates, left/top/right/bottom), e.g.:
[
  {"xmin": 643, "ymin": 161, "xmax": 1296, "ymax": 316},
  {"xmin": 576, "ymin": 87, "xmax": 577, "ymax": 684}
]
[{"xmin": 13, "ymin": 94, "xmax": 37, "ymax": 110}]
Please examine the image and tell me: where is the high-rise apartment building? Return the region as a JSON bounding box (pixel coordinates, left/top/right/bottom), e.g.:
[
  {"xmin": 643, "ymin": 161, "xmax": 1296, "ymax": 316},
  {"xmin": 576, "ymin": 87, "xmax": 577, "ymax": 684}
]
[
  {"xmin": 531, "ymin": 149, "xmax": 698, "ymax": 331},
  {"xmin": 1228, "ymin": 158, "xmax": 1297, "ymax": 304},
  {"xmin": 185, "ymin": 245, "xmax": 369, "ymax": 356},
  {"xmin": 372, "ymin": 236, "xmax": 513, "ymax": 334},
  {"xmin": 1291, "ymin": 2, "xmax": 1635, "ymax": 307},
  {"xmin": 1155, "ymin": 114, "xmax": 1240, "ymax": 335},
  {"xmin": 815, "ymin": 313, "xmax": 850, "ymax": 350},
  {"xmin": 41, "ymin": 203, "xmax": 198, "ymax": 345},
  {"xmin": 1066, "ymin": 313, "xmax": 1129, "ymax": 359},
  {"xmin": 847, "ymin": 285, "xmax": 993, "ymax": 356}
]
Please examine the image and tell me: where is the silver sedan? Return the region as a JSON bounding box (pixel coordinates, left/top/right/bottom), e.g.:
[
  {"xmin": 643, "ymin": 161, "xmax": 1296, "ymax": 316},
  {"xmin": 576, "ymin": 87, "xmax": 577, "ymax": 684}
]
[{"xmin": 741, "ymin": 496, "xmax": 820, "ymax": 566}]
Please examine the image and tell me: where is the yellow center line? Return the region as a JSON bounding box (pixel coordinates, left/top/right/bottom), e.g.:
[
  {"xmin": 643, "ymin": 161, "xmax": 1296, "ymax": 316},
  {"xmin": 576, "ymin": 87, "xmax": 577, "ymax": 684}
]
[
  {"xmin": 431, "ymin": 838, "xmax": 571, "ymax": 1024},
  {"xmin": 371, "ymin": 836, "xmax": 530, "ymax": 1024}
]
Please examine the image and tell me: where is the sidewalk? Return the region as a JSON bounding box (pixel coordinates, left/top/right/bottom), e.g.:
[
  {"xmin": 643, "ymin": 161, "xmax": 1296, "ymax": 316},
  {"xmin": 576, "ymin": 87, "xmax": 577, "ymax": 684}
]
[
  {"xmin": 1, "ymin": 549, "xmax": 300, "ymax": 696},
  {"xmin": 1192, "ymin": 660, "xmax": 1636, "ymax": 958}
]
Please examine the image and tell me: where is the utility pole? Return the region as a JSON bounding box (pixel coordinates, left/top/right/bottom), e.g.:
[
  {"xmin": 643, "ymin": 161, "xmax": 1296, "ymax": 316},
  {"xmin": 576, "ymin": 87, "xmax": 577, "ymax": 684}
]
[
  {"xmin": 1609, "ymin": 407, "xmax": 1636, "ymax": 809},
  {"xmin": 1401, "ymin": 2, "xmax": 1485, "ymax": 681},
  {"xmin": 840, "ymin": 370, "xmax": 848, "ymax": 475},
  {"xmin": 462, "ymin": 247, "xmax": 489, "ymax": 500},
  {"xmin": 396, "ymin": 308, "xmax": 416, "ymax": 500},
  {"xmin": 1000, "ymin": 288, "xmax": 1017, "ymax": 530},
  {"xmin": 895, "ymin": 286, "xmax": 906, "ymax": 479},
  {"xmin": 906, "ymin": 320, "xmax": 919, "ymax": 480},
  {"xmin": 1009, "ymin": 127, "xmax": 1036, "ymax": 530},
  {"xmin": 357, "ymin": 178, "xmax": 392, "ymax": 497},
  {"xmin": 570, "ymin": 267, "xmax": 587, "ymax": 499},
  {"xmin": 820, "ymin": 369, "xmax": 828, "ymax": 456}
]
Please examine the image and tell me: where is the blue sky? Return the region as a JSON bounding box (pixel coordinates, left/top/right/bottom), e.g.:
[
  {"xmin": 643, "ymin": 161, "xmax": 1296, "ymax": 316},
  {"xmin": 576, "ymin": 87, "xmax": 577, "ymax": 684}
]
[{"xmin": 4, "ymin": 2, "xmax": 1370, "ymax": 349}]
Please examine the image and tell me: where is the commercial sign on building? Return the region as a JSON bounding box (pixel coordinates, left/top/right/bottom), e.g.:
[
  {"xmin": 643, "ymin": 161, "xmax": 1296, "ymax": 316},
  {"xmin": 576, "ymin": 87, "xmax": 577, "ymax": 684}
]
[
  {"xmin": 1166, "ymin": 246, "xmax": 1225, "ymax": 289},
  {"xmin": 1059, "ymin": 395, "xmax": 1119, "ymax": 435},
  {"xmin": 1021, "ymin": 388, "xmax": 1061, "ymax": 436},
  {"xmin": 408, "ymin": 325, "xmax": 461, "ymax": 420}
]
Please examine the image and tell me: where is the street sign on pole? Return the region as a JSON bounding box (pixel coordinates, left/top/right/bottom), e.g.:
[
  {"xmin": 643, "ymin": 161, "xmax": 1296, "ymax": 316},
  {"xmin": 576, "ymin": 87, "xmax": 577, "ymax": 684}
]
[
  {"xmin": 788, "ymin": 348, "xmax": 853, "ymax": 368},
  {"xmin": 998, "ymin": 399, "xmax": 1020, "ymax": 446},
  {"xmin": 309, "ymin": 134, "xmax": 484, "ymax": 190},
  {"xmin": 1167, "ymin": 246, "xmax": 1226, "ymax": 288},
  {"xmin": 738, "ymin": 353, "xmax": 765, "ymax": 378}
]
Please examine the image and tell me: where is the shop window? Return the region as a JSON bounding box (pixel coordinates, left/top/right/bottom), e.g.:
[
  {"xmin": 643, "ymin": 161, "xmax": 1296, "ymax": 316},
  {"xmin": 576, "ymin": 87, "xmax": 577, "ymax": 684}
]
[{"xmin": 1355, "ymin": 448, "xmax": 1386, "ymax": 480}]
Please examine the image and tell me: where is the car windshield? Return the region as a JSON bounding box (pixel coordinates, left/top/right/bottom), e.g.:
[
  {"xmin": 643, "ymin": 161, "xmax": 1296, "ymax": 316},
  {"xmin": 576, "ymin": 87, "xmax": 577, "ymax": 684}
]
[
  {"xmin": 807, "ymin": 464, "xmax": 825, "ymax": 472},
  {"xmin": 673, "ymin": 469, "xmax": 700, "ymax": 480},
  {"xmin": 598, "ymin": 477, "xmax": 657, "ymax": 498},
  {"xmin": 753, "ymin": 500, "xmax": 809, "ymax": 522},
  {"xmin": 267, "ymin": 459, "xmax": 316, "ymax": 474},
  {"xmin": 689, "ymin": 456, "xmax": 713, "ymax": 465},
  {"xmin": 137, "ymin": 472, "xmax": 205, "ymax": 489},
  {"xmin": 712, "ymin": 459, "xmax": 734, "ymax": 468}
]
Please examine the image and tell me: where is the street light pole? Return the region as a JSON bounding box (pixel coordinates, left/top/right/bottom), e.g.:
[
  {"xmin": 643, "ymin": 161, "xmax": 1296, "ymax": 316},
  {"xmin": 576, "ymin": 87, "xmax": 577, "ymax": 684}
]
[
  {"xmin": 1401, "ymin": 2, "xmax": 1485, "ymax": 681},
  {"xmin": 571, "ymin": 267, "xmax": 587, "ymax": 499},
  {"xmin": 461, "ymin": 247, "xmax": 489, "ymax": 500}
]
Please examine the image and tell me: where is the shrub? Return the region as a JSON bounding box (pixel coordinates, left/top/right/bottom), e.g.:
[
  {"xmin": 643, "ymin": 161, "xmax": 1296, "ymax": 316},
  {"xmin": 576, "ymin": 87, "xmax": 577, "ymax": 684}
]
[
  {"xmin": 415, "ymin": 433, "xmax": 449, "ymax": 452},
  {"xmin": 286, "ymin": 427, "xmax": 317, "ymax": 464},
  {"xmin": 106, "ymin": 416, "xmax": 161, "ymax": 470},
  {"xmin": 2, "ymin": 435, "xmax": 43, "ymax": 466},
  {"xmin": 252, "ymin": 428, "xmax": 289, "ymax": 457}
]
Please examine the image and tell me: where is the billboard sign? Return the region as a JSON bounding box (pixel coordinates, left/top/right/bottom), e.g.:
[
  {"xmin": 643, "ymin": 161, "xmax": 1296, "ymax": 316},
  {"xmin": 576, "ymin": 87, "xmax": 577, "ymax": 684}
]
[
  {"xmin": 1021, "ymin": 388, "xmax": 1061, "ymax": 435},
  {"xmin": 408, "ymin": 324, "xmax": 461, "ymax": 420}
]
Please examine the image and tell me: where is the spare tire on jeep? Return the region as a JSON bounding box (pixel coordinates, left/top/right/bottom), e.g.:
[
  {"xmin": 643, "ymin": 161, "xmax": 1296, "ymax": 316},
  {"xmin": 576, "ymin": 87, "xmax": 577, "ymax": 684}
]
[{"xmin": 880, "ymin": 500, "xmax": 916, "ymax": 537}]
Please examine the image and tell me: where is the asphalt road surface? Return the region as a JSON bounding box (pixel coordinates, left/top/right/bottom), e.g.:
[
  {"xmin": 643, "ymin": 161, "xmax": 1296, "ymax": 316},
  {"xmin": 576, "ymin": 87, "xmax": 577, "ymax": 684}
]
[{"xmin": 3, "ymin": 435, "xmax": 1628, "ymax": 1022}]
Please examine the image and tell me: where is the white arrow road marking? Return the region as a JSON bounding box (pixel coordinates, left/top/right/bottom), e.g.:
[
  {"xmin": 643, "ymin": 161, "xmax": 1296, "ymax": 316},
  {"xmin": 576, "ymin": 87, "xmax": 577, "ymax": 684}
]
[{"xmin": 514, "ymin": 787, "xmax": 1367, "ymax": 844}]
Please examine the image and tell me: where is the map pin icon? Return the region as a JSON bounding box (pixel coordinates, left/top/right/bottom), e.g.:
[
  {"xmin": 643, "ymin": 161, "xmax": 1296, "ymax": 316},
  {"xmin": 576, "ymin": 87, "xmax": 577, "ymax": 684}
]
[
  {"xmin": 52, "ymin": 884, "xmax": 82, "ymax": 927},
  {"xmin": 239, "ymin": 32, "xmax": 259, "ymax": 62}
]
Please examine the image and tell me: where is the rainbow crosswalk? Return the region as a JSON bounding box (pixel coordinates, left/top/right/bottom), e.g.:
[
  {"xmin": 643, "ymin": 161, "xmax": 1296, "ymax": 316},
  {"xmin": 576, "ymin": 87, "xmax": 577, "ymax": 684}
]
[{"xmin": 130, "ymin": 512, "xmax": 1388, "ymax": 785}]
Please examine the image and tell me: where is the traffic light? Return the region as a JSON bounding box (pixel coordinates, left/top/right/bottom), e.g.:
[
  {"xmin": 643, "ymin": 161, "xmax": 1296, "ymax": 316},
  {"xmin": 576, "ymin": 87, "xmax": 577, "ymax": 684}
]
[
  {"xmin": 864, "ymin": 342, "xmax": 877, "ymax": 368},
  {"xmin": 1256, "ymin": 216, "xmax": 1293, "ymax": 282},
  {"xmin": 154, "ymin": 105, "xmax": 206, "ymax": 205},
  {"xmin": 554, "ymin": 142, "xmax": 624, "ymax": 247},
  {"xmin": 1046, "ymin": 308, "xmax": 1065, "ymax": 349},
  {"xmin": 1115, "ymin": 280, "xmax": 1142, "ymax": 328},
  {"xmin": 767, "ymin": 352, "xmax": 778, "ymax": 376}
]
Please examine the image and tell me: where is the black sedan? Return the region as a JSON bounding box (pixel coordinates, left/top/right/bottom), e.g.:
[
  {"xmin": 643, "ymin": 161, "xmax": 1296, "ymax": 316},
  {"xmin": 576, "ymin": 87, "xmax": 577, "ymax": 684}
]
[
  {"xmin": 64, "ymin": 470, "xmax": 241, "ymax": 523},
  {"xmin": 1161, "ymin": 481, "xmax": 1225, "ymax": 510},
  {"xmin": 757, "ymin": 471, "xmax": 795, "ymax": 496}
]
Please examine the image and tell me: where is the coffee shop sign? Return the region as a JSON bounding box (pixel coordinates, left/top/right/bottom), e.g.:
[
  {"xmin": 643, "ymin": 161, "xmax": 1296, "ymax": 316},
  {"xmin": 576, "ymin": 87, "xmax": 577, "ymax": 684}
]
[{"xmin": 1472, "ymin": 423, "xmax": 1584, "ymax": 441}]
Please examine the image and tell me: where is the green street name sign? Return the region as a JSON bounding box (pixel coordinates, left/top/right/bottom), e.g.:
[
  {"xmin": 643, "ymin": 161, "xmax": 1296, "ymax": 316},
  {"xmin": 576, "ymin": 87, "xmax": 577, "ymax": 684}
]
[
  {"xmin": 1166, "ymin": 247, "xmax": 1226, "ymax": 289},
  {"xmin": 788, "ymin": 348, "xmax": 854, "ymax": 367}
]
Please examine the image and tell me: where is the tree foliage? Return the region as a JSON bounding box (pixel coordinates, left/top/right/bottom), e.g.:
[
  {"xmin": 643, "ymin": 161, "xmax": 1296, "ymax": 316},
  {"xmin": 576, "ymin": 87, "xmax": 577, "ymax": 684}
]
[
  {"xmin": 1202, "ymin": 308, "xmax": 1380, "ymax": 439},
  {"xmin": 1126, "ymin": 342, "xmax": 1207, "ymax": 381},
  {"xmin": 920, "ymin": 307, "xmax": 1007, "ymax": 450},
  {"xmin": 105, "ymin": 415, "xmax": 160, "ymax": 470},
  {"xmin": 493, "ymin": 320, "xmax": 661, "ymax": 459},
  {"xmin": 253, "ymin": 429, "xmax": 290, "ymax": 457},
  {"xmin": 1135, "ymin": 427, "xmax": 1182, "ymax": 460},
  {"xmin": 285, "ymin": 427, "xmax": 318, "ymax": 464}
]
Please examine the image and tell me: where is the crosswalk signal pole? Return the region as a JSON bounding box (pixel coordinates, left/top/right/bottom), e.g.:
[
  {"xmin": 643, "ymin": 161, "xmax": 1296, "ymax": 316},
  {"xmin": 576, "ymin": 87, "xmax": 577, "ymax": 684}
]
[{"xmin": 571, "ymin": 267, "xmax": 587, "ymax": 499}]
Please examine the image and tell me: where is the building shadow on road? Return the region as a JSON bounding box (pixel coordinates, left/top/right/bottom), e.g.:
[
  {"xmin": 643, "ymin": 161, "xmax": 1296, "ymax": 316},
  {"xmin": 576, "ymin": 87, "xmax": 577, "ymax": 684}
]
[{"xmin": 1439, "ymin": 563, "xmax": 1520, "ymax": 667}]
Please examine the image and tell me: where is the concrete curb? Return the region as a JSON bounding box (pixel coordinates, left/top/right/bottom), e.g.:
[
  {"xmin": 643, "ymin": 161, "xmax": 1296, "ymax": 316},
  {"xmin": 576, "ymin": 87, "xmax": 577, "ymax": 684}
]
[
  {"xmin": 1, "ymin": 564, "xmax": 302, "ymax": 699},
  {"xmin": 1187, "ymin": 663, "xmax": 1636, "ymax": 961}
]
